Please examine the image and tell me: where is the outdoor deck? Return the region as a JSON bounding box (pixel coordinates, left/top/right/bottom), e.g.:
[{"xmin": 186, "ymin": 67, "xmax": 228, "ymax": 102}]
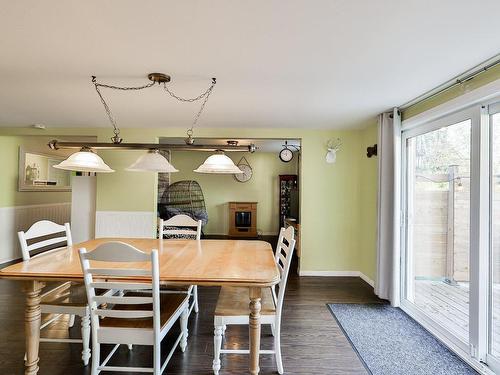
[{"xmin": 414, "ymin": 280, "xmax": 500, "ymax": 354}]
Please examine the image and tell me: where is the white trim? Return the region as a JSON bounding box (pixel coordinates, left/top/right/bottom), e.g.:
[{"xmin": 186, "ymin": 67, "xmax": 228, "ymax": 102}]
[
  {"xmin": 402, "ymin": 78, "xmax": 500, "ymax": 131},
  {"xmin": 203, "ymin": 231, "xmax": 280, "ymax": 237},
  {"xmin": 298, "ymin": 270, "xmax": 374, "ymax": 287},
  {"xmin": 359, "ymin": 272, "xmax": 375, "ymax": 287},
  {"xmin": 95, "ymin": 211, "xmax": 155, "ymax": 238},
  {"xmin": 299, "ymin": 270, "xmax": 358, "ymax": 277}
]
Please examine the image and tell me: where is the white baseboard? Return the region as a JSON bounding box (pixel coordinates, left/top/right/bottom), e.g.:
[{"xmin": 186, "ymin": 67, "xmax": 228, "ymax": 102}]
[
  {"xmin": 0, "ymin": 203, "xmax": 71, "ymax": 264},
  {"xmin": 359, "ymin": 272, "xmax": 375, "ymax": 287},
  {"xmin": 95, "ymin": 211, "xmax": 155, "ymax": 238},
  {"xmin": 204, "ymin": 232, "xmax": 279, "ymax": 237},
  {"xmin": 298, "ymin": 270, "xmax": 375, "ymax": 287}
]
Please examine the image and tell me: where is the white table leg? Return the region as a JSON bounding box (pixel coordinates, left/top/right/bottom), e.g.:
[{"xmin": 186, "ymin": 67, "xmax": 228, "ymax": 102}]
[
  {"xmin": 23, "ymin": 280, "xmax": 45, "ymax": 375},
  {"xmin": 249, "ymin": 287, "xmax": 262, "ymax": 375}
]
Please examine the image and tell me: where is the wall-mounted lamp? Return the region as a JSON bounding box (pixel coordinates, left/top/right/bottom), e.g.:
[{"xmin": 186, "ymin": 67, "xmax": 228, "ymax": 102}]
[
  {"xmin": 367, "ymin": 144, "xmax": 377, "ymax": 158},
  {"xmin": 326, "ymin": 138, "xmax": 342, "ymax": 164}
]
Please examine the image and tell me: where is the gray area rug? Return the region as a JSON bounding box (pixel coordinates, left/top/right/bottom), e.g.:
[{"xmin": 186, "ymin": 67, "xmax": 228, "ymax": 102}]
[{"xmin": 327, "ymin": 303, "xmax": 477, "ymax": 375}]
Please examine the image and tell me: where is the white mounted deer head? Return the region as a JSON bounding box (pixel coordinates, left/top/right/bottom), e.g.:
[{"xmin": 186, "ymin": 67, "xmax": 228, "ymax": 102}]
[{"xmin": 326, "ymin": 138, "xmax": 342, "ymax": 164}]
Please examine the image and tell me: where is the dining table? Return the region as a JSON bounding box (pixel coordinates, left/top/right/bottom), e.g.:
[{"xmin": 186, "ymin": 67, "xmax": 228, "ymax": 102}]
[{"xmin": 0, "ymin": 238, "xmax": 280, "ymax": 375}]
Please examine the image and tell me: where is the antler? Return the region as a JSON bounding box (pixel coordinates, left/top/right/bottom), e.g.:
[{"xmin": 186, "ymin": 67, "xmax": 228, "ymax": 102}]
[{"xmin": 327, "ymin": 138, "xmax": 342, "ymax": 151}]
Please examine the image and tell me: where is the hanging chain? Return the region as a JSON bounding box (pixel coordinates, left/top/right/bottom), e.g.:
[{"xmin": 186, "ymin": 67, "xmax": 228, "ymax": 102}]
[
  {"xmin": 91, "ymin": 76, "xmax": 155, "ymax": 143},
  {"xmin": 91, "ymin": 76, "xmax": 216, "ymax": 144},
  {"xmin": 187, "ymin": 78, "xmax": 216, "ymax": 132},
  {"xmin": 163, "ymin": 78, "xmax": 216, "ymax": 141},
  {"xmin": 162, "ymin": 78, "xmax": 215, "ymax": 102}
]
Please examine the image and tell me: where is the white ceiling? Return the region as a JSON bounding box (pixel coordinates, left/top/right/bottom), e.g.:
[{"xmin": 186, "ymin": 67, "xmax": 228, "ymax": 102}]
[{"xmin": 1, "ymin": 1, "xmax": 499, "ymax": 130}]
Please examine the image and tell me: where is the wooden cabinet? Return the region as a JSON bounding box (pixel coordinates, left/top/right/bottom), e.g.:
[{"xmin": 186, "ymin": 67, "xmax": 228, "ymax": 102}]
[
  {"xmin": 228, "ymin": 202, "xmax": 258, "ymax": 237},
  {"xmin": 279, "ymin": 175, "xmax": 298, "ymax": 228}
]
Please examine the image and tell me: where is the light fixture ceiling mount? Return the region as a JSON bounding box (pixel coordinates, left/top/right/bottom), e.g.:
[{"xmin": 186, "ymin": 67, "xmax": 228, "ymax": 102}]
[{"xmin": 147, "ymin": 73, "xmax": 171, "ymax": 84}]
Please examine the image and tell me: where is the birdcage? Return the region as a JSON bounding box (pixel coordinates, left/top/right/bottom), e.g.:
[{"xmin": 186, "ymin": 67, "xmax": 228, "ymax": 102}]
[{"xmin": 158, "ymin": 180, "xmax": 208, "ymax": 226}]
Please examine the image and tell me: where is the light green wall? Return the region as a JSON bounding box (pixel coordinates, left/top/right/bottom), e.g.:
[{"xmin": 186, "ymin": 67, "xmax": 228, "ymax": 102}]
[
  {"xmin": 0, "ymin": 126, "xmax": 378, "ymax": 275},
  {"xmin": 96, "ymin": 149, "xmax": 158, "ymax": 212},
  {"xmin": 170, "ymin": 151, "xmax": 297, "ymax": 235},
  {"xmin": 403, "ymin": 65, "xmax": 500, "ymax": 120},
  {"xmin": 0, "ymin": 135, "xmax": 73, "ymax": 207}
]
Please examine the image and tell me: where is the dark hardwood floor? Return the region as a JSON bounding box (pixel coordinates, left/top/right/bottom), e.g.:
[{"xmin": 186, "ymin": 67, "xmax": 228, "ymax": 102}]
[{"xmin": 0, "ymin": 266, "xmax": 382, "ymax": 374}]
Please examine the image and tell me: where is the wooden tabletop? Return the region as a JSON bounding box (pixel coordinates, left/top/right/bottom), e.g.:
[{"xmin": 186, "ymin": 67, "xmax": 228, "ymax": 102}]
[{"xmin": 0, "ymin": 238, "xmax": 280, "ymax": 287}]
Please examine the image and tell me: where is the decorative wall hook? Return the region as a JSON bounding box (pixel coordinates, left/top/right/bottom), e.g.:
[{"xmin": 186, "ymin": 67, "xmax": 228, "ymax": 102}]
[
  {"xmin": 367, "ymin": 144, "xmax": 377, "ymax": 158},
  {"xmin": 326, "ymin": 138, "xmax": 342, "ymax": 164}
]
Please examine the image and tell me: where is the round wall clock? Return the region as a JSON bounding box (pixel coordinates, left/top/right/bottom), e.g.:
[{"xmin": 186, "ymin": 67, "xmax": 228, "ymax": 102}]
[
  {"xmin": 279, "ymin": 146, "xmax": 293, "ymax": 162},
  {"xmin": 234, "ymin": 156, "xmax": 253, "ymax": 183}
]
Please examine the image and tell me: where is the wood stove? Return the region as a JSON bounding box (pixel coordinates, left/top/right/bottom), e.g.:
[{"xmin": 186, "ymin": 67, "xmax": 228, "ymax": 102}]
[{"xmin": 228, "ymin": 202, "xmax": 257, "ymax": 237}]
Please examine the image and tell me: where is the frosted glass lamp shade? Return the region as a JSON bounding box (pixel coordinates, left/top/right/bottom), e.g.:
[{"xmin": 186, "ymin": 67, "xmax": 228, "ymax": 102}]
[
  {"xmin": 53, "ymin": 149, "xmax": 114, "ymax": 173},
  {"xmin": 126, "ymin": 150, "xmax": 178, "ymax": 172},
  {"xmin": 194, "ymin": 151, "xmax": 243, "ymax": 174}
]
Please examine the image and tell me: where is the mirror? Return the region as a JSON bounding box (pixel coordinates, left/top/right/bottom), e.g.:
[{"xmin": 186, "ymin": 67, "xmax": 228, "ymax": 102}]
[{"xmin": 18, "ymin": 147, "xmax": 72, "ymax": 191}]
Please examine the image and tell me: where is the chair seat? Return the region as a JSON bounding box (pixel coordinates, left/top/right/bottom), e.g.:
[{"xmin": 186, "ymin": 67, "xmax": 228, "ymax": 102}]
[
  {"xmin": 215, "ymin": 287, "xmax": 276, "ymax": 317},
  {"xmin": 100, "ymin": 292, "xmax": 188, "ymax": 329}
]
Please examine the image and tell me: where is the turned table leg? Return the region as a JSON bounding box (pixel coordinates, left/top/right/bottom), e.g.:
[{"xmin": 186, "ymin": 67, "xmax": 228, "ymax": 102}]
[
  {"xmin": 23, "ymin": 280, "xmax": 45, "ymax": 375},
  {"xmin": 249, "ymin": 287, "xmax": 262, "ymax": 375}
]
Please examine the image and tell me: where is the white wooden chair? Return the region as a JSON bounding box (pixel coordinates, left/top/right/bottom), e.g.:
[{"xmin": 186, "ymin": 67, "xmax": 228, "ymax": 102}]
[
  {"xmin": 212, "ymin": 226, "xmax": 296, "ymax": 375},
  {"xmin": 17, "ymin": 220, "xmax": 91, "ymax": 365},
  {"xmin": 79, "ymin": 241, "xmax": 190, "ymax": 375},
  {"xmin": 158, "ymin": 214, "xmax": 202, "ymax": 317},
  {"xmin": 159, "ymin": 214, "xmax": 202, "ymax": 240}
]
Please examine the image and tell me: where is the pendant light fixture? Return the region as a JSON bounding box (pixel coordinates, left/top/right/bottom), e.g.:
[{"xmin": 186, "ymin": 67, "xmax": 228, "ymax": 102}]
[
  {"xmin": 49, "ymin": 74, "xmax": 257, "ymax": 173},
  {"xmin": 53, "ymin": 147, "xmax": 114, "ymax": 173},
  {"xmin": 125, "ymin": 150, "xmax": 179, "ymax": 172},
  {"xmin": 194, "ymin": 150, "xmax": 243, "ymax": 174}
]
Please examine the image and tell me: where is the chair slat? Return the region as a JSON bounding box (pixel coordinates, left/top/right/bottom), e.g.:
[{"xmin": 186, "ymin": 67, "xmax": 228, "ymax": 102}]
[
  {"xmin": 278, "ymin": 242, "xmax": 290, "ymax": 254},
  {"xmin": 163, "ymin": 229, "xmax": 197, "ymax": 236},
  {"xmin": 87, "ymin": 268, "xmax": 151, "ymax": 277},
  {"xmin": 26, "ymin": 237, "xmax": 67, "ymax": 251},
  {"xmin": 278, "ymin": 252, "xmax": 287, "ymax": 267},
  {"xmin": 95, "ymin": 309, "xmax": 154, "ymax": 319},
  {"xmin": 93, "ymin": 296, "xmax": 153, "ymax": 305}
]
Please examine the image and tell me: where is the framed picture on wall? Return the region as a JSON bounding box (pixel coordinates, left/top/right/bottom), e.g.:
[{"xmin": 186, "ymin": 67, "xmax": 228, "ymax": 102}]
[{"xmin": 18, "ymin": 147, "xmax": 72, "ymax": 192}]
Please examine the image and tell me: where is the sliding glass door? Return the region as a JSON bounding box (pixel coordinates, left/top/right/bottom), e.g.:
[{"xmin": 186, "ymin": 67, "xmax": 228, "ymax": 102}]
[
  {"xmin": 402, "ymin": 110, "xmax": 474, "ymax": 351},
  {"xmin": 402, "ymin": 101, "xmax": 500, "ymax": 372}
]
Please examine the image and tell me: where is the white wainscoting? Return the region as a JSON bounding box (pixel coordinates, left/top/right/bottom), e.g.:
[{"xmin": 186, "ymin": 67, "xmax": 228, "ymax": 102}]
[
  {"xmin": 0, "ymin": 203, "xmax": 71, "ymax": 264},
  {"xmin": 95, "ymin": 211, "xmax": 156, "ymax": 239}
]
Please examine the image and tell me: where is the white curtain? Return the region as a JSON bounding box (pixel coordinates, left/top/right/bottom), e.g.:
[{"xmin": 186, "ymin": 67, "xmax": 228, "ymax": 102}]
[{"xmin": 375, "ymin": 108, "xmax": 401, "ymax": 306}]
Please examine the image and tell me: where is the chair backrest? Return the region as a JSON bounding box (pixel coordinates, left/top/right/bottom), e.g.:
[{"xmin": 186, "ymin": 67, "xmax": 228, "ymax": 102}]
[
  {"xmin": 159, "ymin": 214, "xmax": 202, "ymax": 240},
  {"xmin": 79, "ymin": 241, "xmax": 161, "ymax": 337},
  {"xmin": 18, "ymin": 220, "xmax": 73, "ymax": 261},
  {"xmin": 273, "ymin": 226, "xmax": 296, "ymax": 319}
]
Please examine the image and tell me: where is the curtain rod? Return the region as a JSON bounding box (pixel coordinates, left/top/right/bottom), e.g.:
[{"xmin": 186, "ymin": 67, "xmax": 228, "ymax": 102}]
[{"xmin": 399, "ymin": 53, "xmax": 500, "ymax": 110}]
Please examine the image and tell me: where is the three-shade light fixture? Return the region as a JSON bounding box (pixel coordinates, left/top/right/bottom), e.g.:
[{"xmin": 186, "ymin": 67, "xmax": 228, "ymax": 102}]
[{"xmin": 50, "ymin": 140, "xmax": 255, "ymax": 174}]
